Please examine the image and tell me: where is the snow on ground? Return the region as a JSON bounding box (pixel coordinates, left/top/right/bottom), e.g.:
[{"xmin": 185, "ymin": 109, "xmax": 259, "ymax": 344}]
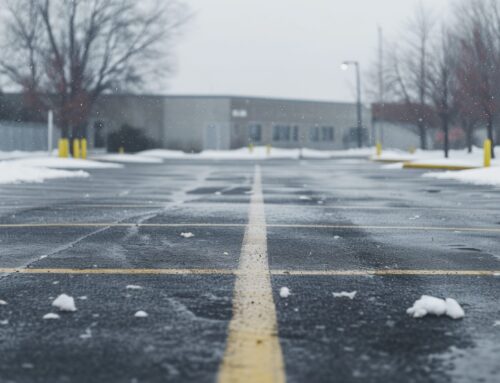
[
  {"xmin": 43, "ymin": 313, "xmax": 60, "ymax": 320},
  {"xmin": 0, "ymin": 150, "xmax": 49, "ymax": 160},
  {"xmin": 52, "ymin": 294, "xmax": 77, "ymax": 312},
  {"xmin": 134, "ymin": 310, "xmax": 148, "ymax": 318},
  {"xmin": 406, "ymin": 295, "xmax": 465, "ymax": 319},
  {"xmin": 279, "ymin": 287, "xmax": 291, "ymax": 298},
  {"xmin": 93, "ymin": 153, "xmax": 163, "ymax": 164},
  {"xmin": 139, "ymin": 146, "xmax": 374, "ymax": 160},
  {"xmin": 423, "ymin": 167, "xmax": 500, "ymax": 186},
  {"xmin": 180, "ymin": 232, "xmax": 194, "ymax": 238},
  {"xmin": 0, "ymin": 162, "xmax": 89, "ymax": 184},
  {"xmin": 9, "ymin": 156, "xmax": 122, "ymax": 169},
  {"xmin": 332, "ymin": 291, "xmax": 357, "ymax": 299}
]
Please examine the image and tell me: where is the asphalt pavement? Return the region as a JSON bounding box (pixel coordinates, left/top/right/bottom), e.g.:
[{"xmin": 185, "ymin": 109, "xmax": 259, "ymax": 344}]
[{"xmin": 0, "ymin": 158, "xmax": 499, "ymax": 383}]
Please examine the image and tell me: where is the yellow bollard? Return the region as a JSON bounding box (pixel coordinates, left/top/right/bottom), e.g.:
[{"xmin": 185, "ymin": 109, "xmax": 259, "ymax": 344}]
[
  {"xmin": 376, "ymin": 142, "xmax": 382, "ymax": 157},
  {"xmin": 484, "ymin": 139, "xmax": 492, "ymax": 167},
  {"xmin": 119, "ymin": 146, "xmax": 125, "ymax": 154},
  {"xmin": 80, "ymin": 138, "xmax": 87, "ymax": 159},
  {"xmin": 266, "ymin": 144, "xmax": 271, "ymax": 156},
  {"xmin": 58, "ymin": 138, "xmax": 69, "ymax": 158},
  {"xmin": 73, "ymin": 139, "xmax": 81, "ymax": 159},
  {"xmin": 248, "ymin": 143, "xmax": 254, "ymax": 154}
]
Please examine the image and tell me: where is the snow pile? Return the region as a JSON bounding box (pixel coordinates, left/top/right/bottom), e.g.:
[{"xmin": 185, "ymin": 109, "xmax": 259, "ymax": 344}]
[
  {"xmin": 0, "ymin": 300, "xmax": 7, "ymax": 305},
  {"xmin": 93, "ymin": 153, "xmax": 163, "ymax": 164},
  {"xmin": 139, "ymin": 146, "xmax": 375, "ymax": 161},
  {"xmin": 406, "ymin": 295, "xmax": 465, "ymax": 319},
  {"xmin": 279, "ymin": 287, "xmax": 291, "ymax": 298},
  {"xmin": 0, "ymin": 162, "xmax": 89, "ymax": 184},
  {"xmin": 43, "ymin": 313, "xmax": 60, "ymax": 320},
  {"xmin": 333, "ymin": 291, "xmax": 357, "ymax": 299},
  {"xmin": 423, "ymin": 167, "xmax": 500, "ymax": 186},
  {"xmin": 52, "ymin": 294, "xmax": 77, "ymax": 312},
  {"xmin": 134, "ymin": 310, "xmax": 148, "ymax": 318},
  {"xmin": 180, "ymin": 232, "xmax": 194, "ymax": 238},
  {"xmin": 0, "ymin": 150, "xmax": 49, "ymax": 160}
]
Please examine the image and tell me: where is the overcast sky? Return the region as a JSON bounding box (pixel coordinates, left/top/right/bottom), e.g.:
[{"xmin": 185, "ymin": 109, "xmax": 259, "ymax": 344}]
[{"xmin": 167, "ymin": 0, "xmax": 451, "ymax": 102}]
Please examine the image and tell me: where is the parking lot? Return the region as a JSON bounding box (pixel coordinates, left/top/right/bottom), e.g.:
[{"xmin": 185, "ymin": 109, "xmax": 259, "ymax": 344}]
[{"xmin": 0, "ymin": 158, "xmax": 499, "ymax": 382}]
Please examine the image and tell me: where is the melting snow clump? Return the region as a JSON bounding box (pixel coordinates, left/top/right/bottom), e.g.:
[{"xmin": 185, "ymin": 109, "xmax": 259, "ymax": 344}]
[
  {"xmin": 43, "ymin": 313, "xmax": 60, "ymax": 320},
  {"xmin": 333, "ymin": 291, "xmax": 357, "ymax": 299},
  {"xmin": 126, "ymin": 285, "xmax": 143, "ymax": 290},
  {"xmin": 0, "ymin": 300, "xmax": 7, "ymax": 305},
  {"xmin": 279, "ymin": 287, "xmax": 290, "ymax": 298},
  {"xmin": 299, "ymin": 195, "xmax": 311, "ymax": 200},
  {"xmin": 406, "ymin": 295, "xmax": 464, "ymax": 319},
  {"xmin": 180, "ymin": 232, "xmax": 194, "ymax": 238},
  {"xmin": 52, "ymin": 294, "xmax": 77, "ymax": 312},
  {"xmin": 134, "ymin": 310, "xmax": 148, "ymax": 318}
]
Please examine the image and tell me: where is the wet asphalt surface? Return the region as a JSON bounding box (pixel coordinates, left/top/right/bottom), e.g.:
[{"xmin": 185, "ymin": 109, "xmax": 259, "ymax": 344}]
[{"xmin": 0, "ymin": 158, "xmax": 499, "ymax": 383}]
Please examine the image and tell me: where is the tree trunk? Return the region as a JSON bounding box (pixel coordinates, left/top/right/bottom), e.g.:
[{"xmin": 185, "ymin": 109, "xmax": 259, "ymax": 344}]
[
  {"xmin": 443, "ymin": 114, "xmax": 449, "ymax": 158},
  {"xmin": 418, "ymin": 121, "xmax": 427, "ymax": 150},
  {"xmin": 465, "ymin": 124, "xmax": 473, "ymax": 153}
]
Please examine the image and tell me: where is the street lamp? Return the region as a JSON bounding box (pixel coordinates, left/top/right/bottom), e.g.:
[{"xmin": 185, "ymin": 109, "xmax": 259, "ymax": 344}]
[{"xmin": 341, "ymin": 60, "xmax": 363, "ymax": 148}]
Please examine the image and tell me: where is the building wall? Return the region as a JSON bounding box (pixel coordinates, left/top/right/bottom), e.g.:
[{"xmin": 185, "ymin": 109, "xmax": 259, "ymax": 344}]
[
  {"xmin": 374, "ymin": 121, "xmax": 434, "ymax": 150},
  {"xmin": 162, "ymin": 97, "xmax": 230, "ymax": 152},
  {"xmin": 229, "ymin": 97, "xmax": 371, "ymax": 150},
  {"xmin": 0, "ymin": 121, "xmax": 58, "ymax": 151}
]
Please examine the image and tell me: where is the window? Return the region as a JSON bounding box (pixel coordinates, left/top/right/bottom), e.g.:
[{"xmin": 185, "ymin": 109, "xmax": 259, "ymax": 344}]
[
  {"xmin": 321, "ymin": 126, "xmax": 334, "ymax": 141},
  {"xmin": 309, "ymin": 127, "xmax": 319, "ymax": 142},
  {"xmin": 94, "ymin": 121, "xmax": 106, "ymax": 148},
  {"xmin": 248, "ymin": 124, "xmax": 262, "ymax": 142},
  {"xmin": 292, "ymin": 126, "xmax": 299, "ymax": 141},
  {"xmin": 273, "ymin": 125, "xmax": 291, "ymax": 141}
]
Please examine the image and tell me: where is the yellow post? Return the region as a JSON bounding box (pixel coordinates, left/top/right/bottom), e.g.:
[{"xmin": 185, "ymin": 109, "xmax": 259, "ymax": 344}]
[
  {"xmin": 484, "ymin": 139, "xmax": 492, "ymax": 167},
  {"xmin": 80, "ymin": 138, "xmax": 87, "ymax": 159},
  {"xmin": 248, "ymin": 143, "xmax": 254, "ymax": 153},
  {"xmin": 376, "ymin": 141, "xmax": 382, "ymax": 157},
  {"xmin": 58, "ymin": 138, "xmax": 69, "ymax": 158},
  {"xmin": 266, "ymin": 144, "xmax": 271, "ymax": 156},
  {"xmin": 119, "ymin": 146, "xmax": 125, "ymax": 154},
  {"xmin": 73, "ymin": 139, "xmax": 81, "ymax": 159}
]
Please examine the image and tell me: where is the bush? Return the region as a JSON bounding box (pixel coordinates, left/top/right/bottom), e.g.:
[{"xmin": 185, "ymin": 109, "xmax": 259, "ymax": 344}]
[{"xmin": 107, "ymin": 124, "xmax": 157, "ymax": 153}]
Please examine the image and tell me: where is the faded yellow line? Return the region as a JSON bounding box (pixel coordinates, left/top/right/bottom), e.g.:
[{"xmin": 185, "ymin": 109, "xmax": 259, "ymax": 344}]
[
  {"xmin": 0, "ymin": 223, "xmax": 499, "ymax": 233},
  {"xmin": 218, "ymin": 165, "xmax": 285, "ymax": 383},
  {"xmin": 0, "ymin": 268, "xmax": 234, "ymax": 275},
  {"xmin": 0, "ymin": 268, "xmax": 498, "ymax": 276}
]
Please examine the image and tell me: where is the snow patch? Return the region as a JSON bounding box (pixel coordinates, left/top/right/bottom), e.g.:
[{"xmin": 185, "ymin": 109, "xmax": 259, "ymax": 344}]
[
  {"xmin": 43, "ymin": 313, "xmax": 60, "ymax": 320},
  {"xmin": 279, "ymin": 287, "xmax": 291, "ymax": 298},
  {"xmin": 423, "ymin": 167, "xmax": 500, "ymax": 186},
  {"xmin": 406, "ymin": 295, "xmax": 464, "ymax": 319},
  {"xmin": 180, "ymin": 232, "xmax": 194, "ymax": 238},
  {"xmin": 126, "ymin": 285, "xmax": 143, "ymax": 290},
  {"xmin": 0, "ymin": 162, "xmax": 89, "ymax": 184},
  {"xmin": 134, "ymin": 310, "xmax": 148, "ymax": 318},
  {"xmin": 0, "ymin": 299, "xmax": 7, "ymax": 305},
  {"xmin": 52, "ymin": 294, "xmax": 77, "ymax": 312},
  {"xmin": 333, "ymin": 291, "xmax": 357, "ymax": 299}
]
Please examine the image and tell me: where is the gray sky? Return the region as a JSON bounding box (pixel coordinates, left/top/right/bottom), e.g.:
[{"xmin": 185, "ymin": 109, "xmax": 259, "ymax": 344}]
[{"xmin": 168, "ymin": 0, "xmax": 450, "ymax": 102}]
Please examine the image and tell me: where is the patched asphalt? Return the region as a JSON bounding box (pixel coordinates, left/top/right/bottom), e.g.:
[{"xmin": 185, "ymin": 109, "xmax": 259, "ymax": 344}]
[{"xmin": 0, "ymin": 158, "xmax": 499, "ymax": 382}]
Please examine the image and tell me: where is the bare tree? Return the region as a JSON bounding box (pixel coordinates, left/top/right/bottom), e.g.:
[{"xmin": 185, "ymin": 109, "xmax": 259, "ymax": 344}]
[
  {"xmin": 453, "ymin": 0, "xmax": 500, "ymax": 158},
  {"xmin": 385, "ymin": 1, "xmax": 435, "ymax": 149},
  {"xmin": 0, "ymin": 0, "xmax": 190, "ymax": 139},
  {"xmin": 426, "ymin": 27, "xmax": 458, "ymax": 158}
]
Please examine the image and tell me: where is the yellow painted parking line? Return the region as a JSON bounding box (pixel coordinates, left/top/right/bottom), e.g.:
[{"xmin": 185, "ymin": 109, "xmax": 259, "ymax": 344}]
[
  {"xmin": 0, "ymin": 268, "xmax": 234, "ymax": 275},
  {"xmin": 0, "ymin": 223, "xmax": 499, "ymax": 233},
  {"xmin": 218, "ymin": 165, "xmax": 285, "ymax": 383},
  {"xmin": 0, "ymin": 268, "xmax": 498, "ymax": 276},
  {"xmin": 272, "ymin": 269, "xmax": 500, "ymax": 276}
]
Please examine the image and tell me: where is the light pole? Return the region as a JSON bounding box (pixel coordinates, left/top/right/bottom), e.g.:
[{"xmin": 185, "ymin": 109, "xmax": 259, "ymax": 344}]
[{"xmin": 341, "ymin": 61, "xmax": 363, "ymax": 148}]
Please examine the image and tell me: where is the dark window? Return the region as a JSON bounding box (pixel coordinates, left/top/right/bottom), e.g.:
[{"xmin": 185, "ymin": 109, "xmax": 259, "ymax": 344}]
[
  {"xmin": 309, "ymin": 127, "xmax": 319, "ymax": 142},
  {"xmin": 321, "ymin": 126, "xmax": 334, "ymax": 141},
  {"xmin": 248, "ymin": 124, "xmax": 262, "ymax": 142},
  {"xmin": 273, "ymin": 125, "xmax": 291, "ymax": 141},
  {"xmin": 292, "ymin": 126, "xmax": 299, "ymax": 141}
]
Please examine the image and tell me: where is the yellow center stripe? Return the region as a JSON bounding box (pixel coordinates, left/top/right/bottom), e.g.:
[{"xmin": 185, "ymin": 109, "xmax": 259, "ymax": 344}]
[{"xmin": 218, "ymin": 165, "xmax": 285, "ymax": 383}]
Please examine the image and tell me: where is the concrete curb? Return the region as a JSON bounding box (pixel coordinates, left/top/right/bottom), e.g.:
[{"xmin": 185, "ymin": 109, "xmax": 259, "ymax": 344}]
[{"xmin": 402, "ymin": 162, "xmax": 478, "ymax": 171}]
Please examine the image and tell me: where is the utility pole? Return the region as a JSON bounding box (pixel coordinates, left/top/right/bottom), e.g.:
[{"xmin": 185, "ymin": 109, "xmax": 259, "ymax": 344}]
[
  {"xmin": 48, "ymin": 110, "xmax": 53, "ymax": 155},
  {"xmin": 341, "ymin": 61, "xmax": 363, "ymax": 148}
]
